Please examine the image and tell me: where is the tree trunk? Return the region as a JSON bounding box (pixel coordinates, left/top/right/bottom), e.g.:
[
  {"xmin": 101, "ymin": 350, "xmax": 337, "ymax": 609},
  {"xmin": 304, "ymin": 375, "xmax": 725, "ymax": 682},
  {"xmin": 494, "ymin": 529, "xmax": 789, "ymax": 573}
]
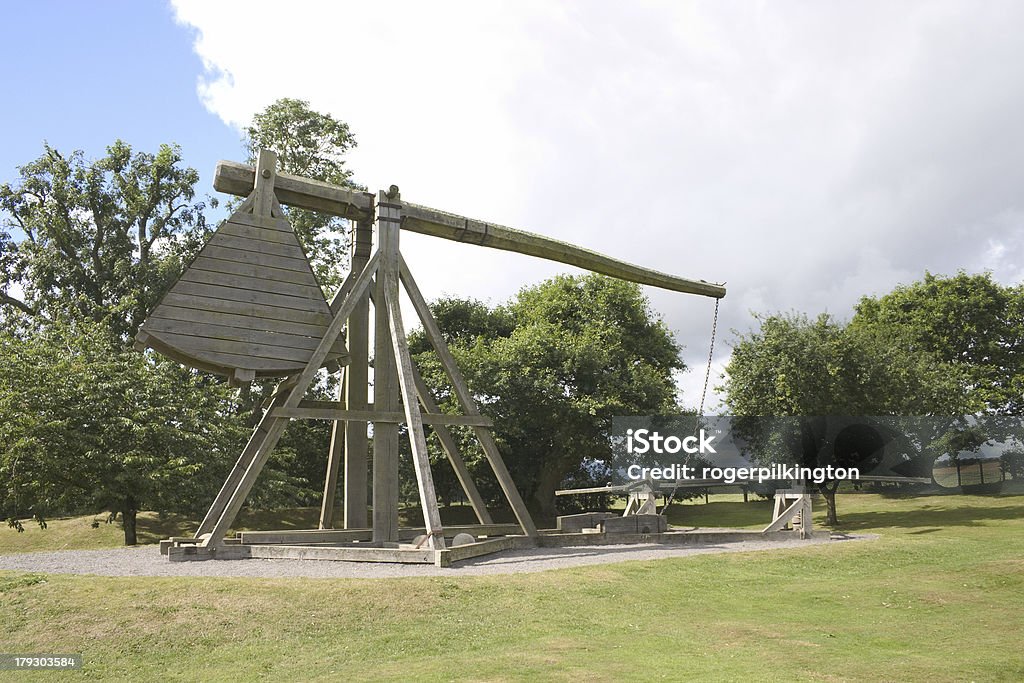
[
  {"xmin": 820, "ymin": 482, "xmax": 839, "ymax": 526},
  {"xmin": 122, "ymin": 495, "xmax": 138, "ymax": 546},
  {"xmin": 532, "ymin": 459, "xmax": 571, "ymax": 524}
]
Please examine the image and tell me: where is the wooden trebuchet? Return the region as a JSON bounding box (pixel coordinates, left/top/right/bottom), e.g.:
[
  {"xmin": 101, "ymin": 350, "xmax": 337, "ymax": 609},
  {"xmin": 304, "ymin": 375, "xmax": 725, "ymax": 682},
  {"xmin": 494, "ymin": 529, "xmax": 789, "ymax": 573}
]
[{"xmin": 214, "ymin": 160, "xmax": 726, "ymax": 299}]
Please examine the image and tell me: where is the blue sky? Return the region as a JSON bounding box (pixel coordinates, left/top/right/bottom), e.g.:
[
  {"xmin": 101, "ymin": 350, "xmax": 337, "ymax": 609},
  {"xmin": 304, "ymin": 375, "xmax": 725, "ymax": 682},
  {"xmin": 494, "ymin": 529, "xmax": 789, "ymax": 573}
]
[{"xmin": 0, "ymin": 1, "xmax": 236, "ymax": 193}]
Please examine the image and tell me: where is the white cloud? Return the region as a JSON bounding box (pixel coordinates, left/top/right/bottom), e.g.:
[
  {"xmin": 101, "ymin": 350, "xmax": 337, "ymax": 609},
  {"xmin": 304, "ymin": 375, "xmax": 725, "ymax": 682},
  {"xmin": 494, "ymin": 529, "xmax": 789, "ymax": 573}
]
[{"xmin": 172, "ymin": 0, "xmax": 1024, "ymax": 408}]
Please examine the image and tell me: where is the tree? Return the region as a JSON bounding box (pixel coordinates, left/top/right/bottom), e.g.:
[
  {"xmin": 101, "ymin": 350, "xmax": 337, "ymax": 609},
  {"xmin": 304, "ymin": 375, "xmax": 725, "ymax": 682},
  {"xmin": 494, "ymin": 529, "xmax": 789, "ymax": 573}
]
[
  {"xmin": 0, "ymin": 319, "xmax": 244, "ymax": 544},
  {"xmin": 412, "ymin": 274, "xmax": 685, "ymax": 520},
  {"xmin": 721, "ymin": 312, "xmax": 969, "ymax": 524},
  {"xmin": 0, "ymin": 141, "xmax": 211, "ymax": 339},
  {"xmin": 244, "ymin": 97, "xmax": 359, "ymax": 292},
  {"xmin": 852, "ymin": 271, "xmax": 1024, "ymax": 414}
]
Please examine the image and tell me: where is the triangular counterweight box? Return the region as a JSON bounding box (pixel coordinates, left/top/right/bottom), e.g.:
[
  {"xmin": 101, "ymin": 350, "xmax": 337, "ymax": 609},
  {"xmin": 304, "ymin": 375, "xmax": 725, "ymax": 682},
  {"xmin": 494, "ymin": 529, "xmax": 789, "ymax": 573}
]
[{"xmin": 135, "ymin": 195, "xmax": 348, "ymax": 382}]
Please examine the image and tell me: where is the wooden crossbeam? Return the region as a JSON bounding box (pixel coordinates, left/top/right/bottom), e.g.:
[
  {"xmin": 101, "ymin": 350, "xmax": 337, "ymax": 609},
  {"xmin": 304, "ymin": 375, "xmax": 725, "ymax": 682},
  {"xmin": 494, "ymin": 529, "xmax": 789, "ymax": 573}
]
[
  {"xmin": 213, "ymin": 160, "xmax": 726, "ymax": 299},
  {"xmin": 271, "ymin": 406, "xmax": 493, "ymax": 427}
]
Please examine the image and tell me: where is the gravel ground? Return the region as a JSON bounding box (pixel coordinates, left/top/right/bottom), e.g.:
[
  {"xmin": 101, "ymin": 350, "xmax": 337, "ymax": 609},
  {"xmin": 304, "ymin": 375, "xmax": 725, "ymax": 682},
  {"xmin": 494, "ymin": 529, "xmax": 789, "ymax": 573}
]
[{"xmin": 0, "ymin": 534, "xmax": 871, "ymax": 579}]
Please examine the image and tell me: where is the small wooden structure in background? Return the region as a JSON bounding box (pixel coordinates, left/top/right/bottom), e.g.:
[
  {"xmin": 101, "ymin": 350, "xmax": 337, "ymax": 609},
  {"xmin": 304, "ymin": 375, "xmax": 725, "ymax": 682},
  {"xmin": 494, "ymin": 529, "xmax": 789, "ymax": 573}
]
[{"xmin": 139, "ymin": 150, "xmax": 729, "ymax": 566}]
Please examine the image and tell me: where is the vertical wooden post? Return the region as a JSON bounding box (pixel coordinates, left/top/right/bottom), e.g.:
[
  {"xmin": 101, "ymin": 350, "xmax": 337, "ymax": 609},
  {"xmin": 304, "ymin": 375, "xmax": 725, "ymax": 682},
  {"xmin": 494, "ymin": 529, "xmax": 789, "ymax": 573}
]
[
  {"xmin": 382, "ymin": 222, "xmax": 446, "ymax": 548},
  {"xmin": 343, "ymin": 218, "xmax": 372, "ymax": 529},
  {"xmin": 319, "ymin": 367, "xmax": 345, "ymax": 529},
  {"xmin": 372, "ymin": 192, "xmax": 400, "ymax": 544}
]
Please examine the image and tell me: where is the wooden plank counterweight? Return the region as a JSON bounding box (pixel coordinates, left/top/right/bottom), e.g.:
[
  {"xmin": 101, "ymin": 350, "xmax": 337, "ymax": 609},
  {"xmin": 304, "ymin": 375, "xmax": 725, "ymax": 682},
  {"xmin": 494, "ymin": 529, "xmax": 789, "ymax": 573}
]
[{"xmin": 214, "ymin": 160, "xmax": 726, "ymax": 299}]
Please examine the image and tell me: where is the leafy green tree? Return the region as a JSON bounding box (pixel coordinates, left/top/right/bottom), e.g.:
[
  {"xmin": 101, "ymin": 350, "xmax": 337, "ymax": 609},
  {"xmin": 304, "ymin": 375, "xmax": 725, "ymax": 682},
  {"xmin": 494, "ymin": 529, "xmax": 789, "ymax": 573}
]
[
  {"xmin": 244, "ymin": 97, "xmax": 359, "ymax": 291},
  {"xmin": 0, "ymin": 141, "xmax": 211, "ymax": 338},
  {"xmin": 721, "ymin": 312, "xmax": 969, "ymax": 524},
  {"xmin": 852, "ymin": 272, "xmax": 1024, "ymax": 414},
  {"xmin": 412, "ymin": 274, "xmax": 685, "ymax": 520},
  {"xmin": 0, "ymin": 319, "xmax": 244, "ymax": 544}
]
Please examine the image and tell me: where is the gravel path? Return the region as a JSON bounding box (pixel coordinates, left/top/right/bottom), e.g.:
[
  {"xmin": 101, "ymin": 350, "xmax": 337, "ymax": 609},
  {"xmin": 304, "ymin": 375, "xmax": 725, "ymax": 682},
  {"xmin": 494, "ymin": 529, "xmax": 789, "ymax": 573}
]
[{"xmin": 0, "ymin": 534, "xmax": 871, "ymax": 579}]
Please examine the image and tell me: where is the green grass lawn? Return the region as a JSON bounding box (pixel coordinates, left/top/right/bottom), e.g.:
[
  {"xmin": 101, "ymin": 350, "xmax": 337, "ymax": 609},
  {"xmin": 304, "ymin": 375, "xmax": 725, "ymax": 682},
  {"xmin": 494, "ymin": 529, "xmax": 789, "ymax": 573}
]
[{"xmin": 2, "ymin": 491, "xmax": 1023, "ymax": 681}]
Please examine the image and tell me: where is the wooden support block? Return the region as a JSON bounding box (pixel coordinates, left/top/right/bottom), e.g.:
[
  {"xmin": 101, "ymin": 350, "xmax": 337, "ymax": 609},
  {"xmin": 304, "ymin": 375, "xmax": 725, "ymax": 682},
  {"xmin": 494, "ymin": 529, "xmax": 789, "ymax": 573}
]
[
  {"xmin": 602, "ymin": 514, "xmax": 667, "ymax": 534},
  {"xmin": 435, "ymin": 537, "xmax": 518, "ymax": 567},
  {"xmin": 246, "ymin": 544, "xmax": 436, "ymax": 564},
  {"xmin": 556, "ymin": 512, "xmax": 616, "ymax": 532}
]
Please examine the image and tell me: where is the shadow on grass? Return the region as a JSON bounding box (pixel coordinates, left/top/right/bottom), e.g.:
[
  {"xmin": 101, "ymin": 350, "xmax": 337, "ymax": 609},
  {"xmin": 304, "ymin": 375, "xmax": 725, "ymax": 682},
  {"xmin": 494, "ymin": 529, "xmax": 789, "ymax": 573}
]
[{"xmin": 831, "ymin": 504, "xmax": 1024, "ymax": 531}]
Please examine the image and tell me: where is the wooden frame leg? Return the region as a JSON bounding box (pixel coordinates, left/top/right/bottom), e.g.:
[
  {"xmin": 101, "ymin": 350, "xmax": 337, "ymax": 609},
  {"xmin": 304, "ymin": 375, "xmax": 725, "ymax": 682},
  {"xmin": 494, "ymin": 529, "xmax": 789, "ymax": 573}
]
[
  {"xmin": 318, "ymin": 367, "xmax": 346, "ymax": 529},
  {"xmin": 399, "ymin": 255, "xmax": 538, "ymax": 537},
  {"xmin": 384, "ymin": 269, "xmax": 446, "ymax": 550}
]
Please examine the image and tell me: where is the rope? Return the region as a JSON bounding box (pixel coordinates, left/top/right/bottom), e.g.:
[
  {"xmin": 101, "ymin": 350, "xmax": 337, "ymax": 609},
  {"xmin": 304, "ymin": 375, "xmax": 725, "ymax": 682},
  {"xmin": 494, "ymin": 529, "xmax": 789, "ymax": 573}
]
[{"xmin": 661, "ymin": 297, "xmax": 720, "ymax": 516}]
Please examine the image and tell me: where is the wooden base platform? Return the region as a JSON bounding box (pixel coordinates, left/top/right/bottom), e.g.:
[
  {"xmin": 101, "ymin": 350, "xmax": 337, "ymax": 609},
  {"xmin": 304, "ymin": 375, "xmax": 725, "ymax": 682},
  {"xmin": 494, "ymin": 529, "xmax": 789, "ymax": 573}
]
[{"xmin": 161, "ymin": 526, "xmax": 831, "ymax": 568}]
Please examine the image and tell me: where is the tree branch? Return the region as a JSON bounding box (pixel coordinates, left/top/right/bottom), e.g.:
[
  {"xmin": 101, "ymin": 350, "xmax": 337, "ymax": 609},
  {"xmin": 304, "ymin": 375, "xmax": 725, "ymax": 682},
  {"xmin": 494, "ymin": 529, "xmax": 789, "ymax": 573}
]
[{"xmin": 0, "ymin": 290, "xmax": 36, "ymax": 316}]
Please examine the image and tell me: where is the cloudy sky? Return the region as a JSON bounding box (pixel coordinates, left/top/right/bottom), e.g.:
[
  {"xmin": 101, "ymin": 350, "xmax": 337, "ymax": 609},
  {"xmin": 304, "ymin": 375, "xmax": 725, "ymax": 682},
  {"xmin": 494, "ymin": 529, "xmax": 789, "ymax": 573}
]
[{"xmin": 3, "ymin": 2, "xmax": 1022, "ymax": 410}]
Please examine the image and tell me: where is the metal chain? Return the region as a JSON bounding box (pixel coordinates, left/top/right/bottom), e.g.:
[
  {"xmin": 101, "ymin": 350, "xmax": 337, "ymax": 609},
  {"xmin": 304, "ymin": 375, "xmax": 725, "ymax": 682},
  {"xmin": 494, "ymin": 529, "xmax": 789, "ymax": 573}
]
[
  {"xmin": 697, "ymin": 297, "xmax": 720, "ymax": 418},
  {"xmin": 661, "ymin": 297, "xmax": 721, "ymax": 516}
]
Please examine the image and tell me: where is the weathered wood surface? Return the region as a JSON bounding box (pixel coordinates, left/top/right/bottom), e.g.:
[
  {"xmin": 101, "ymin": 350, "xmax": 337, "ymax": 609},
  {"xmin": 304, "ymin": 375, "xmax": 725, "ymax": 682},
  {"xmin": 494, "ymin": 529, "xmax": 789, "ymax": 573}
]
[
  {"xmin": 372, "ymin": 204, "xmax": 400, "ymax": 545},
  {"xmin": 213, "ymin": 160, "xmax": 726, "ymax": 299},
  {"xmin": 214, "ymin": 159, "xmax": 373, "ymax": 221},
  {"xmin": 342, "ymin": 217, "xmax": 372, "ymax": 530},
  {"xmin": 239, "ymin": 524, "xmax": 523, "ymax": 545},
  {"xmin": 137, "ymin": 153, "xmax": 348, "ymax": 378},
  {"xmin": 385, "ymin": 257, "xmax": 447, "ymax": 550},
  {"xmin": 434, "ymin": 537, "xmax": 519, "ymax": 567},
  {"xmin": 402, "ymin": 203, "xmax": 726, "ymax": 299},
  {"xmin": 271, "ymin": 405, "xmax": 493, "ymax": 427},
  {"xmin": 319, "ymin": 366, "xmax": 346, "ymax": 530}
]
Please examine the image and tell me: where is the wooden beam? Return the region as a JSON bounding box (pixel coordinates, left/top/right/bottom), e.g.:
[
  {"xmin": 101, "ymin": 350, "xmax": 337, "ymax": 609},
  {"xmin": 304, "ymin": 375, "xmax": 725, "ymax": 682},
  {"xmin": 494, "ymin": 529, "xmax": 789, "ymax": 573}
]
[
  {"xmin": 238, "ymin": 524, "xmax": 523, "ymax": 545},
  {"xmin": 343, "ymin": 217, "xmax": 371, "ymax": 530},
  {"xmin": 214, "ymin": 159, "xmax": 373, "ymax": 221},
  {"xmin": 372, "ymin": 197, "xmax": 400, "ymax": 545},
  {"xmin": 402, "ymin": 203, "xmax": 725, "ymax": 298},
  {"xmin": 194, "ymin": 391, "xmax": 291, "ymax": 538},
  {"xmin": 318, "ymin": 366, "xmax": 345, "ymax": 530},
  {"xmin": 381, "ymin": 192, "xmax": 447, "ymax": 551},
  {"xmin": 271, "ymin": 406, "xmax": 493, "ymax": 426},
  {"xmin": 212, "ymin": 161, "xmax": 726, "ymax": 299}
]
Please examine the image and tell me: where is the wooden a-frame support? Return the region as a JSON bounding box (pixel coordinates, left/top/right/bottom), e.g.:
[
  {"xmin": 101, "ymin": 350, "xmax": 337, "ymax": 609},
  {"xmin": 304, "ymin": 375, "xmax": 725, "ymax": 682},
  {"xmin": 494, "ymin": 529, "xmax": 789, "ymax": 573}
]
[{"xmin": 194, "ymin": 155, "xmax": 536, "ymax": 553}]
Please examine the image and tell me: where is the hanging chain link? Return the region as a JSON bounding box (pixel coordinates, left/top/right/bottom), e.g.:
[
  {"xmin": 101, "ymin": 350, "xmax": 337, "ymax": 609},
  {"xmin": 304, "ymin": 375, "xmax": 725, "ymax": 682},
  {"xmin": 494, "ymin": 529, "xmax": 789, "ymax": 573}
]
[
  {"xmin": 661, "ymin": 297, "xmax": 721, "ymax": 516},
  {"xmin": 697, "ymin": 297, "xmax": 720, "ymax": 418}
]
